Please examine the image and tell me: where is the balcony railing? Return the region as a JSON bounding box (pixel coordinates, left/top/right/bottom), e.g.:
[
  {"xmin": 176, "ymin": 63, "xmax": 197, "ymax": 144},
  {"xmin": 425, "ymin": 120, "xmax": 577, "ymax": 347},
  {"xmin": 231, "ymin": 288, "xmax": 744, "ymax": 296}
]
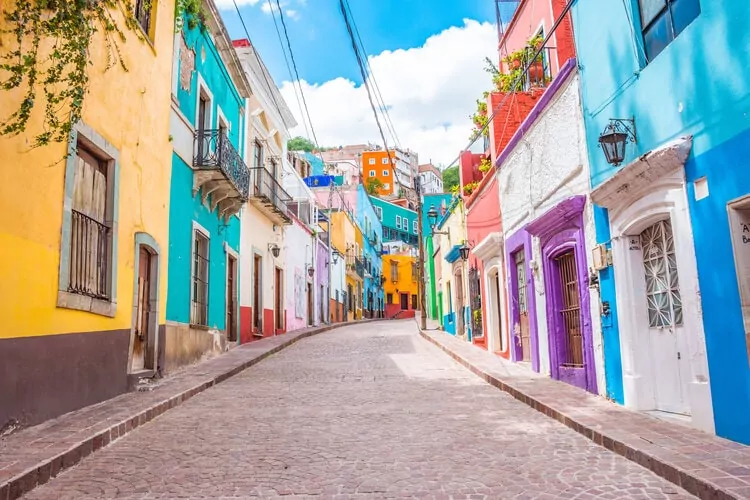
[
  {"xmin": 524, "ymin": 46, "xmax": 553, "ymax": 90},
  {"xmin": 248, "ymin": 167, "xmax": 292, "ymax": 224},
  {"xmin": 194, "ymin": 129, "xmax": 250, "ymax": 200},
  {"xmin": 355, "ymin": 257, "xmax": 365, "ymax": 279}
]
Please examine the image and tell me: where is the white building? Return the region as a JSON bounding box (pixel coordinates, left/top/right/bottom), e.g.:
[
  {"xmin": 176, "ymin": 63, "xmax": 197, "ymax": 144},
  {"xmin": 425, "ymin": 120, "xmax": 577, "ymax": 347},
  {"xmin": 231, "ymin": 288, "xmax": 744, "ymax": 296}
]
[
  {"xmin": 419, "ymin": 163, "xmax": 444, "ymax": 194},
  {"xmin": 234, "ymin": 39, "xmax": 297, "ymax": 339}
]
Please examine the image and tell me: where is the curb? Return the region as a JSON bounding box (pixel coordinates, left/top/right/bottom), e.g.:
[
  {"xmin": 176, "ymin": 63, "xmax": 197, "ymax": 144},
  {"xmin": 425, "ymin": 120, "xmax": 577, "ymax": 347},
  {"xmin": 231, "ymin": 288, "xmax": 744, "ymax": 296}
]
[
  {"xmin": 2, "ymin": 319, "xmax": 383, "ymax": 500},
  {"xmin": 418, "ymin": 328, "xmax": 738, "ymax": 500}
]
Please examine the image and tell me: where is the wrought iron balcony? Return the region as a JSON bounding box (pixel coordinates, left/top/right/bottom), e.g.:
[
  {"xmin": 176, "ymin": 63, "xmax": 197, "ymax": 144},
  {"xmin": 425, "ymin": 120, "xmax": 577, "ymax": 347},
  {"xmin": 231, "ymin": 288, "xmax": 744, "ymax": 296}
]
[
  {"xmin": 355, "ymin": 257, "xmax": 365, "ymax": 279},
  {"xmin": 193, "ymin": 129, "xmax": 250, "ymax": 219},
  {"xmin": 248, "ymin": 167, "xmax": 292, "ymax": 225}
]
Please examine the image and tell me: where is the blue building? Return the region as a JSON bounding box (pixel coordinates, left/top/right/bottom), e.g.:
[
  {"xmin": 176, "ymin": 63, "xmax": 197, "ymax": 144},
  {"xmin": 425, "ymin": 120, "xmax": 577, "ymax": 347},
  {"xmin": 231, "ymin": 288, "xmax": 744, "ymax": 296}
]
[
  {"xmin": 165, "ymin": 7, "xmax": 252, "ymax": 372},
  {"xmin": 573, "ymin": 0, "xmax": 750, "ymax": 442},
  {"xmin": 355, "ymin": 185, "xmax": 384, "ymax": 318}
]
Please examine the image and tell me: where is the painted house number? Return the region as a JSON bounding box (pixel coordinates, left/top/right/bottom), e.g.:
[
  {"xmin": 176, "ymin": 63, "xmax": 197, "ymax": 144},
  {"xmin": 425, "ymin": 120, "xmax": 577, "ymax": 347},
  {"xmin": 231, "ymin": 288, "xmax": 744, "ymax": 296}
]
[{"xmin": 741, "ymin": 223, "xmax": 750, "ymax": 244}]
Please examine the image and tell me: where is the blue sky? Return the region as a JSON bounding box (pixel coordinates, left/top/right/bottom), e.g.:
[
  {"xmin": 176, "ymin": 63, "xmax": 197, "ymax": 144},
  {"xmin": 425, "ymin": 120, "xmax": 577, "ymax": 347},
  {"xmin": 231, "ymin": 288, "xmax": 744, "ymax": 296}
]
[{"xmin": 219, "ymin": 0, "xmax": 510, "ymax": 86}]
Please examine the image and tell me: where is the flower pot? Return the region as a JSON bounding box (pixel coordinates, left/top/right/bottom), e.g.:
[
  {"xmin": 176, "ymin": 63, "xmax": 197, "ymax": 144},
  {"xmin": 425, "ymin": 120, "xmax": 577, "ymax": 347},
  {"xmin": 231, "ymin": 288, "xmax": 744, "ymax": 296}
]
[
  {"xmin": 511, "ymin": 59, "xmax": 522, "ymax": 70},
  {"xmin": 528, "ymin": 61, "xmax": 545, "ymax": 85}
]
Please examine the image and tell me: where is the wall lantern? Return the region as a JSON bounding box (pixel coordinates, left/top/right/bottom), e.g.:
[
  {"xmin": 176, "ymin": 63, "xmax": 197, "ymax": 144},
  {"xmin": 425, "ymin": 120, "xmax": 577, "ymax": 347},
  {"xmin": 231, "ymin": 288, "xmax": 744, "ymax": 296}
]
[
  {"xmin": 307, "ymin": 265, "xmax": 315, "ymax": 278},
  {"xmin": 427, "ymin": 204, "xmax": 450, "ymax": 236},
  {"xmin": 332, "ymin": 249, "xmax": 340, "ymax": 264},
  {"xmin": 459, "ymin": 243, "xmax": 471, "ymax": 262},
  {"xmin": 268, "ymin": 243, "xmax": 280, "ymax": 258},
  {"xmin": 598, "ymin": 118, "xmax": 637, "ymax": 167}
]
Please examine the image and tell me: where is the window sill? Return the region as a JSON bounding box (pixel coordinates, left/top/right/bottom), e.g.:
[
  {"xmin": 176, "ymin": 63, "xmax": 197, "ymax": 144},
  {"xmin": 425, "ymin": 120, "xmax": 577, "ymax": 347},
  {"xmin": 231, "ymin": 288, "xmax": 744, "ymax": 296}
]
[
  {"xmin": 189, "ymin": 323, "xmax": 211, "ymax": 331},
  {"xmin": 57, "ymin": 290, "xmax": 116, "ymax": 318}
]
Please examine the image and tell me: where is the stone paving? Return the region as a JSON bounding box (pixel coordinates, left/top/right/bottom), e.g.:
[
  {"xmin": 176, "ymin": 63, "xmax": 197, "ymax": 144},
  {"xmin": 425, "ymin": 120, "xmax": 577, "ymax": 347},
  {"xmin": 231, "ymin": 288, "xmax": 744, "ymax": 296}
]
[
  {"xmin": 22, "ymin": 320, "xmax": 692, "ymax": 499},
  {"xmin": 418, "ymin": 321, "xmax": 750, "ymax": 500}
]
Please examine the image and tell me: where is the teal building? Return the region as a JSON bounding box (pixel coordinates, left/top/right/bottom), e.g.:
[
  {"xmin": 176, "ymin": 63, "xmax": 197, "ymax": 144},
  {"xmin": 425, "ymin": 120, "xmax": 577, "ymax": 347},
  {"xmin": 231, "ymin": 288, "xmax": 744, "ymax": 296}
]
[{"xmin": 164, "ymin": 9, "xmax": 253, "ymax": 372}]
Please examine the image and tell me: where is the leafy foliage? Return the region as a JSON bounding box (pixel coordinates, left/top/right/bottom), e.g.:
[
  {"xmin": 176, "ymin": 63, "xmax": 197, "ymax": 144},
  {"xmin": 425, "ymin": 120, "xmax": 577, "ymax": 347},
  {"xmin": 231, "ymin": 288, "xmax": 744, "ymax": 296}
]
[
  {"xmin": 365, "ymin": 176, "xmax": 384, "ymax": 195},
  {"xmin": 463, "ymin": 181, "xmax": 479, "ymax": 196},
  {"xmin": 442, "ymin": 165, "xmax": 459, "ymax": 193},
  {"xmin": 478, "ymin": 157, "xmax": 492, "ymax": 173},
  {"xmin": 287, "ymin": 136, "xmax": 316, "ymax": 152},
  {"xmin": 0, "ymin": 0, "xmax": 203, "ymax": 149}
]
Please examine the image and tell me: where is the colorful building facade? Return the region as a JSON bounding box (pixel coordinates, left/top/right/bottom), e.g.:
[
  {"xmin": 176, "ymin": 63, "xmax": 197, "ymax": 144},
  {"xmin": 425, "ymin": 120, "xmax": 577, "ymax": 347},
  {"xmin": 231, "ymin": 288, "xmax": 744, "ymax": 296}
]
[
  {"xmin": 165, "ymin": 3, "xmax": 252, "ymax": 372},
  {"xmin": 573, "ymin": 0, "xmax": 750, "ymax": 440},
  {"xmin": 0, "ymin": 0, "xmax": 174, "ymax": 427},
  {"xmin": 383, "ymin": 255, "xmax": 419, "ymax": 319},
  {"xmin": 233, "ymin": 38, "xmax": 298, "ymax": 342},
  {"xmin": 422, "ymin": 194, "xmax": 452, "ymax": 321}
]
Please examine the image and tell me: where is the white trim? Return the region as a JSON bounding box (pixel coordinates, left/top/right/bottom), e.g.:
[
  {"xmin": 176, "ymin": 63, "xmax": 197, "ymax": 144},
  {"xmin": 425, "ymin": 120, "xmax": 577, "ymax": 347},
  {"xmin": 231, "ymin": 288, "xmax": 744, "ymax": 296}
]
[
  {"xmin": 216, "ymin": 105, "xmax": 229, "ymax": 132},
  {"xmin": 608, "ymin": 170, "xmax": 714, "ymax": 433},
  {"xmin": 483, "ymin": 260, "xmax": 508, "ymax": 354},
  {"xmin": 195, "ymin": 74, "xmax": 214, "ymax": 129}
]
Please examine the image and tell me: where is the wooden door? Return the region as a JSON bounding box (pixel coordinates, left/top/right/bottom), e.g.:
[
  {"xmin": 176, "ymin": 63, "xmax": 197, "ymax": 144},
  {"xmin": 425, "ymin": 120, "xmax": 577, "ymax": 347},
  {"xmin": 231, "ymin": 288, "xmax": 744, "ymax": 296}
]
[
  {"xmin": 132, "ymin": 246, "xmax": 151, "ymax": 371},
  {"xmin": 226, "ymin": 255, "xmax": 237, "ymax": 342},
  {"xmin": 515, "ymin": 251, "xmax": 531, "ymax": 361},
  {"xmin": 275, "ymin": 267, "xmax": 283, "ymax": 331},
  {"xmin": 253, "ymin": 255, "xmax": 261, "ymax": 332},
  {"xmin": 307, "ymin": 283, "xmax": 313, "ymax": 326},
  {"xmin": 400, "ymin": 293, "xmax": 408, "ymax": 311}
]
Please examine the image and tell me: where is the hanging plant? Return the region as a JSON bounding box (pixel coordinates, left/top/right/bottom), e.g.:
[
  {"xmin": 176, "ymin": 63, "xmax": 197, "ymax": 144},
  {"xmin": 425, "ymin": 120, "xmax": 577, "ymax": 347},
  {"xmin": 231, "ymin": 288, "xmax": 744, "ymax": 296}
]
[
  {"xmin": 463, "ymin": 181, "xmax": 479, "ymax": 196},
  {"xmin": 478, "ymin": 157, "xmax": 492, "ymax": 174},
  {"xmin": 0, "ymin": 0, "xmax": 205, "ymax": 149}
]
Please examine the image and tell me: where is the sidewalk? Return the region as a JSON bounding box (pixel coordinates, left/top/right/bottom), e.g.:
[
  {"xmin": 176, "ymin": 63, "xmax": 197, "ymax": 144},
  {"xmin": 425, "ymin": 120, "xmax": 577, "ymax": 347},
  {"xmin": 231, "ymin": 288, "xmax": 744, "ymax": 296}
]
[
  {"xmin": 0, "ymin": 319, "xmax": 381, "ymax": 500},
  {"xmin": 416, "ymin": 320, "xmax": 750, "ymax": 500}
]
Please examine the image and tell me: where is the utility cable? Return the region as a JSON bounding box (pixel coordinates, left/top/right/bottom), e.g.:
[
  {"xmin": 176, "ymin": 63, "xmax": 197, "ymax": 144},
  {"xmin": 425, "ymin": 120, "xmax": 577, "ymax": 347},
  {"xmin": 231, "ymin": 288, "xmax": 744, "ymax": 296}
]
[{"xmin": 438, "ymin": 0, "xmax": 576, "ymax": 171}]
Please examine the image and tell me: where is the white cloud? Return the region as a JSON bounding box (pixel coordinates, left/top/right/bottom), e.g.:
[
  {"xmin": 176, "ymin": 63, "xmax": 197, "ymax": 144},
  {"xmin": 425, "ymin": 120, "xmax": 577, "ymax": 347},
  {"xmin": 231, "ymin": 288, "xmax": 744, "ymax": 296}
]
[
  {"xmin": 279, "ymin": 19, "xmax": 497, "ymax": 168},
  {"xmin": 214, "ymin": 0, "xmax": 258, "ymax": 10},
  {"xmin": 285, "ymin": 8, "xmax": 299, "ymax": 20}
]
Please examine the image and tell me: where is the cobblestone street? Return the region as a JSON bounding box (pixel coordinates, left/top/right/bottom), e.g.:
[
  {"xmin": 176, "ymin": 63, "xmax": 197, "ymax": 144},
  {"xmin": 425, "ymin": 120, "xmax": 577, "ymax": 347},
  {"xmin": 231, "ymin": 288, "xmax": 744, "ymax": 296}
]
[{"xmin": 24, "ymin": 321, "xmax": 693, "ymax": 499}]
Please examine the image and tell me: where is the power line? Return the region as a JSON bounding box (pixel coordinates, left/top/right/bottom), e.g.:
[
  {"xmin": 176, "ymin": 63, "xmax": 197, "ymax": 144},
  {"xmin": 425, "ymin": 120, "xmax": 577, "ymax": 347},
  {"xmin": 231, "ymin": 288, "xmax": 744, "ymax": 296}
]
[
  {"xmin": 337, "ymin": 0, "xmax": 410, "ymax": 199},
  {"xmin": 265, "ymin": 0, "xmax": 310, "ymax": 141},
  {"xmin": 231, "ymin": 0, "xmax": 288, "ymax": 126},
  {"xmin": 273, "ymin": 0, "xmax": 322, "ymax": 152},
  {"xmin": 342, "ymin": 0, "xmax": 400, "ymax": 149},
  {"xmin": 438, "ymin": 0, "xmax": 576, "ymax": 171}
]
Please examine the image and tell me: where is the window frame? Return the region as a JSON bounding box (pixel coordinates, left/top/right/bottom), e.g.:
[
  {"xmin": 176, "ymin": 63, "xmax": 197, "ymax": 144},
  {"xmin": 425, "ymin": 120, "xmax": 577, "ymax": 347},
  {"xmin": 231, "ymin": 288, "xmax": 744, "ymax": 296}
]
[
  {"xmin": 191, "ymin": 221, "xmax": 211, "ymax": 327},
  {"xmin": 636, "ymin": 0, "xmax": 701, "ymax": 63},
  {"xmin": 369, "ymin": 170, "xmax": 376, "ymax": 177},
  {"xmin": 395, "ymin": 215, "xmax": 401, "ymax": 229},
  {"xmin": 382, "ymin": 157, "xmax": 389, "ymax": 164},
  {"xmin": 382, "ymin": 169, "xmax": 390, "ymax": 177},
  {"xmin": 413, "ymin": 221, "xmax": 417, "ymax": 233},
  {"xmin": 57, "ymin": 121, "xmax": 120, "ymax": 317},
  {"xmin": 253, "ymin": 139, "xmax": 264, "ymax": 170},
  {"xmin": 368, "ymin": 158, "xmax": 375, "ymax": 165}
]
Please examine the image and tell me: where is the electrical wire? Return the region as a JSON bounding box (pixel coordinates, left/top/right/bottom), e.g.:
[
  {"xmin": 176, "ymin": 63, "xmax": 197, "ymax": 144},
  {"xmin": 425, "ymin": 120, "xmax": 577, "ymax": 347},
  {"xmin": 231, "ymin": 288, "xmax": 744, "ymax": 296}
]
[
  {"xmin": 437, "ymin": 0, "xmax": 577, "ymax": 171},
  {"xmin": 265, "ymin": 0, "xmax": 310, "ymax": 141},
  {"xmin": 273, "ymin": 0, "xmax": 322, "ymax": 151}
]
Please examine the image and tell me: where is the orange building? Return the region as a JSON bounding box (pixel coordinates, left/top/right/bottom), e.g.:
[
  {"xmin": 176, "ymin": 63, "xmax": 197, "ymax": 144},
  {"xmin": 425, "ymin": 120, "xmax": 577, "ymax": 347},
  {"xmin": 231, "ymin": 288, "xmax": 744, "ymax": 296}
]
[
  {"xmin": 383, "ymin": 255, "xmax": 419, "ymax": 319},
  {"xmin": 361, "ymin": 150, "xmax": 397, "ymax": 196}
]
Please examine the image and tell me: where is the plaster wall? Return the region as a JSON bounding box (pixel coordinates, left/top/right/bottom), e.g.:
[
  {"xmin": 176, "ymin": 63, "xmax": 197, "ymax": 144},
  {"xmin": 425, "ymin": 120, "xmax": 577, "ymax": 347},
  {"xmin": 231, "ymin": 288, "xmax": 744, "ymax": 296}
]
[
  {"xmin": 284, "ymin": 220, "xmax": 314, "ymax": 332},
  {"xmin": 497, "ymin": 71, "xmax": 605, "ymax": 393}
]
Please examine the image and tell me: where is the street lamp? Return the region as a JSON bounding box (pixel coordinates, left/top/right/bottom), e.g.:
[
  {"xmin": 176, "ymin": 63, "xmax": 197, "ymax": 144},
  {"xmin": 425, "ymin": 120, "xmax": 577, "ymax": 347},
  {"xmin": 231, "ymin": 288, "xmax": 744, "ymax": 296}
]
[
  {"xmin": 332, "ymin": 249, "xmax": 340, "ymax": 264},
  {"xmin": 459, "ymin": 243, "xmax": 471, "ymax": 261},
  {"xmin": 598, "ymin": 118, "xmax": 637, "ymax": 167},
  {"xmin": 307, "ymin": 265, "xmax": 315, "ymax": 278},
  {"xmin": 427, "ymin": 204, "xmax": 449, "ymax": 236}
]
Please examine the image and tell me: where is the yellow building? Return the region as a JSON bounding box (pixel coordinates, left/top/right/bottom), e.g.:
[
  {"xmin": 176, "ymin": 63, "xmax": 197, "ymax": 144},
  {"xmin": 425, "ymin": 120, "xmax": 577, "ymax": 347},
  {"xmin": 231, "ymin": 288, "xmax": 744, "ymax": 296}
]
[
  {"xmin": 383, "ymin": 254, "xmax": 419, "ymax": 318},
  {"xmin": 0, "ymin": 0, "xmax": 175, "ymax": 428}
]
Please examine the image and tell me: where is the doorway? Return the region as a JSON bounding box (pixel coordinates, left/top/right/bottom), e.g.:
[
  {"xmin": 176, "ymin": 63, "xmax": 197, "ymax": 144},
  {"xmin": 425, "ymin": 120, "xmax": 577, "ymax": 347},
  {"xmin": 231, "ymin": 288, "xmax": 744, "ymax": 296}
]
[
  {"xmin": 307, "ymin": 282, "xmax": 314, "ymax": 326},
  {"xmin": 514, "ymin": 250, "xmax": 531, "ymax": 361},
  {"xmin": 400, "ymin": 292, "xmax": 408, "ymax": 310},
  {"xmin": 226, "ymin": 254, "xmax": 237, "ymax": 342},
  {"xmin": 275, "ymin": 267, "xmax": 283, "ymax": 332},
  {"xmin": 550, "ymin": 249, "xmax": 587, "ymax": 389},
  {"xmin": 638, "ymin": 219, "xmax": 689, "ymax": 414},
  {"xmin": 491, "ymin": 268, "xmax": 505, "ymax": 352},
  {"xmin": 253, "ymin": 254, "xmax": 262, "ymax": 334},
  {"xmin": 454, "ymin": 268, "xmax": 465, "ymax": 336},
  {"xmin": 130, "ymin": 240, "xmax": 159, "ymax": 374}
]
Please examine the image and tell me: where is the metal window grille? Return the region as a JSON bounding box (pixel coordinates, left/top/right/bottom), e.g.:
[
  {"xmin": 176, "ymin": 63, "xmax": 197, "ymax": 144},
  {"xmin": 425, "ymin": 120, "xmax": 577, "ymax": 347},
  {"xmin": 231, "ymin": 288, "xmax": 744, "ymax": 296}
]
[
  {"xmin": 514, "ymin": 251, "xmax": 531, "ymax": 361},
  {"xmin": 69, "ymin": 146, "xmax": 110, "ymax": 300},
  {"xmin": 641, "ymin": 220, "xmax": 683, "ymax": 328},
  {"xmin": 555, "ymin": 251, "xmax": 583, "ymax": 367},
  {"xmin": 192, "ymin": 231, "xmax": 209, "ymax": 325},
  {"xmin": 469, "ymin": 267, "xmax": 483, "ymax": 338}
]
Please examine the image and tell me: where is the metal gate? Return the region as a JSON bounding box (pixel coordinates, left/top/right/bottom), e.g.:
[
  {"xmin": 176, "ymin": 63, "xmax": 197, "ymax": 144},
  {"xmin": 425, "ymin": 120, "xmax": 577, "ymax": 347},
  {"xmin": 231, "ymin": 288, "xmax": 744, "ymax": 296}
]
[
  {"xmin": 469, "ymin": 266, "xmax": 483, "ymax": 337},
  {"xmin": 556, "ymin": 251, "xmax": 584, "ymax": 367},
  {"xmin": 515, "ymin": 251, "xmax": 531, "ymax": 361}
]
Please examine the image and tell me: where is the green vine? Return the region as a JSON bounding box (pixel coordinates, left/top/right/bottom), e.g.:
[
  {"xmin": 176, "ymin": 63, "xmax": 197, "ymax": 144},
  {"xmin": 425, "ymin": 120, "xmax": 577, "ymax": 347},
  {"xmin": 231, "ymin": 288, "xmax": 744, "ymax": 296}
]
[
  {"xmin": 0, "ymin": 0, "xmax": 205, "ymax": 149},
  {"xmin": 174, "ymin": 0, "xmax": 204, "ymax": 32}
]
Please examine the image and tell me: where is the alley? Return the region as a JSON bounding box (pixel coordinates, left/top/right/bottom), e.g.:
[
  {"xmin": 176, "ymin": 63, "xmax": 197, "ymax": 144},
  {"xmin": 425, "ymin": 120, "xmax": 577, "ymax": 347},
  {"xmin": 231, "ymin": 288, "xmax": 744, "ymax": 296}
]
[{"xmin": 24, "ymin": 321, "xmax": 692, "ymax": 499}]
